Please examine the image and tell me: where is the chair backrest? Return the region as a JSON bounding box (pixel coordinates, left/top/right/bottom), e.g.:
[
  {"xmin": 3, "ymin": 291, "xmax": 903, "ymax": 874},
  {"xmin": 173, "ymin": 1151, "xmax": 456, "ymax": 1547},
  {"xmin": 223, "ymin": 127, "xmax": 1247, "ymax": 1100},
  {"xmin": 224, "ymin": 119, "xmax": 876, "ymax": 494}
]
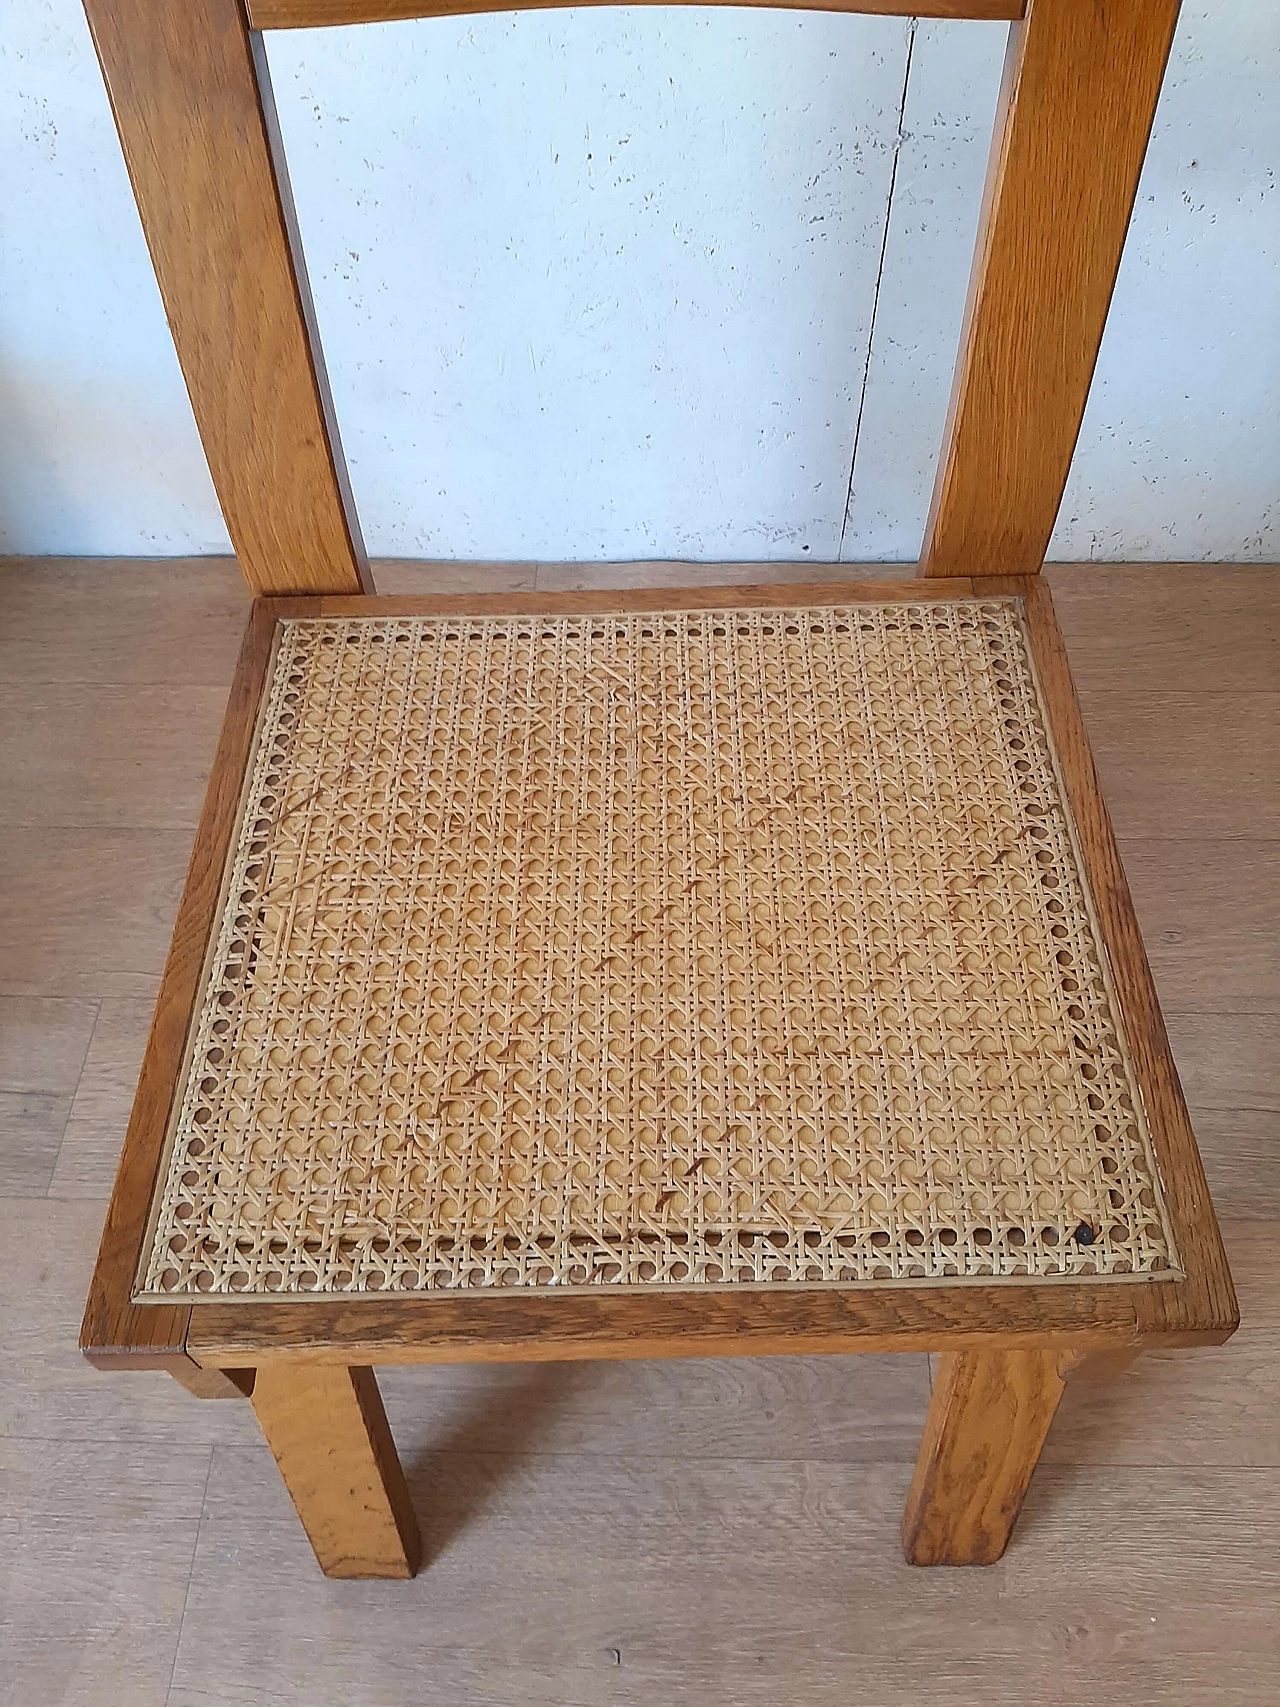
[{"xmin": 81, "ymin": 0, "xmax": 1181, "ymax": 595}]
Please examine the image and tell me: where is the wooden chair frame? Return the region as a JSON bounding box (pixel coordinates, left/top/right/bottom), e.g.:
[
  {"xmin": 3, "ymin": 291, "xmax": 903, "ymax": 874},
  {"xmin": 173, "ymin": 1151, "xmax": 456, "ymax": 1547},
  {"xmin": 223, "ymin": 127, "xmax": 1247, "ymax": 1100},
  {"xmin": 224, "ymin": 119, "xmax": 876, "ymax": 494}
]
[{"xmin": 80, "ymin": 0, "xmax": 1236, "ymax": 1579}]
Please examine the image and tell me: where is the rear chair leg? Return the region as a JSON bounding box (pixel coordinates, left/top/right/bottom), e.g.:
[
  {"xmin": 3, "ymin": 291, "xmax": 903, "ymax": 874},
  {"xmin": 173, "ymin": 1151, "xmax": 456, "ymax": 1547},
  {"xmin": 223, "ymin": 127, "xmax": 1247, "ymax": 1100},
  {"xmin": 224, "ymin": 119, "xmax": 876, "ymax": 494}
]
[
  {"xmin": 167, "ymin": 1363, "xmax": 255, "ymax": 1400},
  {"xmin": 902, "ymin": 1348, "xmax": 1071, "ymax": 1566},
  {"xmin": 251, "ymin": 1365, "xmax": 422, "ymax": 1579}
]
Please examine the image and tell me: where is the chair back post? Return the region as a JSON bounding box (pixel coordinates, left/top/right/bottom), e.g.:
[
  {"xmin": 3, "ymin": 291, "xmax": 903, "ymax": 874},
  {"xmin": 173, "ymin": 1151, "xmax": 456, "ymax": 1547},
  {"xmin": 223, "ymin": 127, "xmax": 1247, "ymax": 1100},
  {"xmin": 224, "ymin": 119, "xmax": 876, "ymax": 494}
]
[
  {"xmin": 921, "ymin": 0, "xmax": 1181, "ymax": 577},
  {"xmin": 82, "ymin": 0, "xmax": 370, "ymax": 595}
]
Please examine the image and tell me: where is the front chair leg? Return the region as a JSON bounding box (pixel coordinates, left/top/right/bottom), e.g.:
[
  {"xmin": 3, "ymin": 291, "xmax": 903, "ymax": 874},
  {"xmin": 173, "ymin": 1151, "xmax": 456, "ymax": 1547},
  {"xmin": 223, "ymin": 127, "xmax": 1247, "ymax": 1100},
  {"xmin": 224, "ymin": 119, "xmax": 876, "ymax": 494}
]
[
  {"xmin": 251, "ymin": 1365, "xmax": 422, "ymax": 1579},
  {"xmin": 902, "ymin": 1348, "xmax": 1070, "ymax": 1566}
]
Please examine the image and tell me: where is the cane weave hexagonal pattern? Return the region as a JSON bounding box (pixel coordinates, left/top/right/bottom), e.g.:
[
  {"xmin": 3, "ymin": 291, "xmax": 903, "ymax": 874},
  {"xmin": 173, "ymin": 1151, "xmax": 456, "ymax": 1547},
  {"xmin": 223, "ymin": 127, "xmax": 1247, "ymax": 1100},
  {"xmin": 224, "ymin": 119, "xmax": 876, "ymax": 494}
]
[{"xmin": 137, "ymin": 599, "xmax": 1178, "ymax": 1300}]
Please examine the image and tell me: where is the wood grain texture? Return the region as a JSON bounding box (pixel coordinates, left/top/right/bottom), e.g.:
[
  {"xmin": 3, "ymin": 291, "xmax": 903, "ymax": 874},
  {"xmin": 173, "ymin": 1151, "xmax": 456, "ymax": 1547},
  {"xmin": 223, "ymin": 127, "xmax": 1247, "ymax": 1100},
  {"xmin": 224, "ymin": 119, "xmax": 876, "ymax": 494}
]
[
  {"xmin": 0, "ymin": 997, "xmax": 97, "ymax": 1197},
  {"xmin": 48, "ymin": 999, "xmax": 160, "ymax": 1199},
  {"xmin": 1074, "ymin": 695, "xmax": 1280, "ymax": 840},
  {"xmin": 187, "ymin": 1284, "xmax": 1195, "ymax": 1371},
  {"xmin": 1117, "ymin": 840, "xmax": 1280, "ymax": 1012},
  {"xmin": 373, "ymin": 559, "xmax": 539, "ymax": 595},
  {"xmin": 313, "ymin": 577, "xmax": 980, "ymax": 617},
  {"xmin": 0, "ymin": 555, "xmax": 248, "ymax": 687},
  {"xmin": 1020, "ymin": 578, "xmax": 1238, "ymax": 1348},
  {"xmin": 169, "ymin": 1448, "xmax": 1280, "ymax": 1704},
  {"xmin": 533, "ymin": 559, "xmax": 909, "ymax": 593},
  {"xmin": 79, "ymin": 602, "xmax": 311, "ymax": 1374},
  {"xmin": 1, "ymin": 1436, "xmax": 214, "ymax": 1707},
  {"xmin": 0, "ymin": 1087, "xmax": 73, "ymax": 1199},
  {"xmin": 1193, "ymin": 1111, "xmax": 1280, "ymax": 1222},
  {"xmin": 1044, "ymin": 1329, "xmax": 1280, "ymax": 1468},
  {"xmin": 901, "ymin": 1348, "xmax": 1067, "ymax": 1564},
  {"xmin": 250, "ymin": 1366, "xmax": 423, "ymax": 1577},
  {"xmin": 2, "ymin": 1201, "xmax": 262, "ymax": 1449},
  {"xmin": 920, "ymin": 0, "xmax": 1182, "ymax": 577},
  {"xmin": 1164, "ymin": 1012, "xmax": 1280, "ymax": 1114},
  {"xmin": 1045, "ymin": 563, "xmax": 1280, "ymax": 698},
  {"xmin": 0, "ymin": 829, "xmax": 190, "ymax": 1003},
  {"xmin": 80, "ymin": 0, "xmax": 369, "ymax": 596},
  {"xmin": 1219, "ymin": 1221, "xmax": 1280, "ymax": 1330},
  {"xmin": 0, "ymin": 682, "xmax": 231, "ymax": 832},
  {"xmin": 250, "ymin": 0, "xmax": 1024, "ymax": 28},
  {"xmin": 379, "ymin": 1352, "xmax": 933, "ymax": 1464}
]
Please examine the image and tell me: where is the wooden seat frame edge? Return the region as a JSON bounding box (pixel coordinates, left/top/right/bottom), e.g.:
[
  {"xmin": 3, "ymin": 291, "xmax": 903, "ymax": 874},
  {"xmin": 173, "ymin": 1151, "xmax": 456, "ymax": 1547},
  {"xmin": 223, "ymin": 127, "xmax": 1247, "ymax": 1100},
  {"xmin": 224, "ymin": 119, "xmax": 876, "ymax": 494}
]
[{"xmin": 81, "ymin": 573, "xmax": 1236, "ymax": 1383}]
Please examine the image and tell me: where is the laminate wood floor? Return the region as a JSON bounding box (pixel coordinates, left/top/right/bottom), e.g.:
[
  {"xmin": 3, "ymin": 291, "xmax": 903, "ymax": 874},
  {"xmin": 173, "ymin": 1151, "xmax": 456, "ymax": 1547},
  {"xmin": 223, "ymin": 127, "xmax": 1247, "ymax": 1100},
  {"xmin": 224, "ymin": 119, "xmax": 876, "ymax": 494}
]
[{"xmin": 1, "ymin": 556, "xmax": 1276, "ymax": 1707}]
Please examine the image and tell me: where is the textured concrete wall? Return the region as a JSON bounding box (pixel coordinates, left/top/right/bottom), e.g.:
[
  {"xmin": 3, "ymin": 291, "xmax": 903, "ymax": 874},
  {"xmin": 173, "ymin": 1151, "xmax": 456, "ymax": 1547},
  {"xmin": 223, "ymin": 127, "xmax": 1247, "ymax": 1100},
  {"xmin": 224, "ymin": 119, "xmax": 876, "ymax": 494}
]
[{"xmin": 2, "ymin": 1, "xmax": 1275, "ymax": 560}]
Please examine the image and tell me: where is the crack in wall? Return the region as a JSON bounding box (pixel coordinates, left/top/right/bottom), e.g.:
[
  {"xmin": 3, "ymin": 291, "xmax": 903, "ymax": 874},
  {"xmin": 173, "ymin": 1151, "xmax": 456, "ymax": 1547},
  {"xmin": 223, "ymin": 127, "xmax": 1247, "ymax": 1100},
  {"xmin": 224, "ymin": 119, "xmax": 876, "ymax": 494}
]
[{"xmin": 837, "ymin": 18, "xmax": 917, "ymax": 562}]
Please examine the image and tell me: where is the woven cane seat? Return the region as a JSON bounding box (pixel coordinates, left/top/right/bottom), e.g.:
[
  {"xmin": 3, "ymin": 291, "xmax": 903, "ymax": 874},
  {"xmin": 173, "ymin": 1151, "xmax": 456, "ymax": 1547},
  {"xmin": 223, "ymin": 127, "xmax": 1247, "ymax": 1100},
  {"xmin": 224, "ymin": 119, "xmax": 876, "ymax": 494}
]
[{"xmin": 137, "ymin": 596, "xmax": 1178, "ymax": 1301}]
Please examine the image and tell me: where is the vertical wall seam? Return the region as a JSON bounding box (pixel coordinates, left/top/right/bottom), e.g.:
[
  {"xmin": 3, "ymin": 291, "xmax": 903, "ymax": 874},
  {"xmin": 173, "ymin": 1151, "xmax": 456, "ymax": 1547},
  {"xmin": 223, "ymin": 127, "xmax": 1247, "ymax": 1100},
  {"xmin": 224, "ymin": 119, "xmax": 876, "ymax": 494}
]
[{"xmin": 837, "ymin": 18, "xmax": 917, "ymax": 562}]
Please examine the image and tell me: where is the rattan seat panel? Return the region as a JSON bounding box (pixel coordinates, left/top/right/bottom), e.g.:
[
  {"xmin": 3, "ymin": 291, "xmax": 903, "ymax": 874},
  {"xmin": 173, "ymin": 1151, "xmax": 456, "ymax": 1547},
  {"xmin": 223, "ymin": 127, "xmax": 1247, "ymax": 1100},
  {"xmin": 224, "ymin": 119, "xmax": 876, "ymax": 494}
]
[{"xmin": 138, "ymin": 599, "xmax": 1178, "ymax": 1300}]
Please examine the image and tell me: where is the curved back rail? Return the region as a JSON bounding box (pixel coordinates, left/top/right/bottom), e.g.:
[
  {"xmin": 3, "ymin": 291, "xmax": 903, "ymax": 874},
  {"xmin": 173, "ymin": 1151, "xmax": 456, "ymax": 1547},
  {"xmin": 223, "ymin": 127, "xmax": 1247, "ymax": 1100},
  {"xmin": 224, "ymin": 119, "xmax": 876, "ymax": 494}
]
[
  {"xmin": 81, "ymin": 0, "xmax": 1180, "ymax": 593},
  {"xmin": 251, "ymin": 0, "xmax": 1025, "ymax": 27}
]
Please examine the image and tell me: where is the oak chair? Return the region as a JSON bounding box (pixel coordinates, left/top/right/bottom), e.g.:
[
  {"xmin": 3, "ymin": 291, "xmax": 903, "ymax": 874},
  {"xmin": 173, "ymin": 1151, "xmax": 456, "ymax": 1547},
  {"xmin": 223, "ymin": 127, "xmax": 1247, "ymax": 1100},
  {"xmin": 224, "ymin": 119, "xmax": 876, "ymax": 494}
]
[{"xmin": 80, "ymin": 0, "xmax": 1236, "ymax": 1580}]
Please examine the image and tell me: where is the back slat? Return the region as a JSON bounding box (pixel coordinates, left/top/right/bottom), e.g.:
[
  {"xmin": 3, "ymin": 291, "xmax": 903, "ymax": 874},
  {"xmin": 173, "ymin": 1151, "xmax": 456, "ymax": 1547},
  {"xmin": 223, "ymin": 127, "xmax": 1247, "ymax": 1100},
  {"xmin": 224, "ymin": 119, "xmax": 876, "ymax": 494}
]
[
  {"xmin": 921, "ymin": 0, "xmax": 1181, "ymax": 576},
  {"xmin": 249, "ymin": 0, "xmax": 1024, "ymax": 30},
  {"xmin": 82, "ymin": 0, "xmax": 370, "ymax": 595}
]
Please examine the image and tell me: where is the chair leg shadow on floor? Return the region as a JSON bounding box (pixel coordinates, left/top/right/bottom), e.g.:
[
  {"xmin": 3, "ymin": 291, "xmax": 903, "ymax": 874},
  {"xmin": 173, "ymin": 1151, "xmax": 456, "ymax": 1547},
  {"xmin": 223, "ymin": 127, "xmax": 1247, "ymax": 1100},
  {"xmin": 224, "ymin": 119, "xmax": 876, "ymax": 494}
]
[{"xmin": 402, "ymin": 1364, "xmax": 578, "ymax": 1569}]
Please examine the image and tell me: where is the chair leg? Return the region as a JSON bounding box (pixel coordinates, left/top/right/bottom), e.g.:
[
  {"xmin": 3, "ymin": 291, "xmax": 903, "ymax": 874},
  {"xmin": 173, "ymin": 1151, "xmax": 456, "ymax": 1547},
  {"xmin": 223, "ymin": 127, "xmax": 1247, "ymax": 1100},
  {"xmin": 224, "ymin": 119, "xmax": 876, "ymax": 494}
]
[
  {"xmin": 251, "ymin": 1365, "xmax": 423, "ymax": 1579},
  {"xmin": 902, "ymin": 1348, "xmax": 1068, "ymax": 1566},
  {"xmin": 167, "ymin": 1363, "xmax": 256, "ymax": 1400}
]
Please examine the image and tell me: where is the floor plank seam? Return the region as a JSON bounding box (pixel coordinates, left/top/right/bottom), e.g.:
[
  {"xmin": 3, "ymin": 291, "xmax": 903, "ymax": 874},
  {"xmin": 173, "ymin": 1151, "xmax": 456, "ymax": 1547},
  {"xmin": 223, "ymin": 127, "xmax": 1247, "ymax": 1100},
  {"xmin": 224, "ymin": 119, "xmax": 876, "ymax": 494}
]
[
  {"xmin": 44, "ymin": 996, "xmax": 104, "ymax": 1197},
  {"xmin": 163, "ymin": 1446, "xmax": 217, "ymax": 1707}
]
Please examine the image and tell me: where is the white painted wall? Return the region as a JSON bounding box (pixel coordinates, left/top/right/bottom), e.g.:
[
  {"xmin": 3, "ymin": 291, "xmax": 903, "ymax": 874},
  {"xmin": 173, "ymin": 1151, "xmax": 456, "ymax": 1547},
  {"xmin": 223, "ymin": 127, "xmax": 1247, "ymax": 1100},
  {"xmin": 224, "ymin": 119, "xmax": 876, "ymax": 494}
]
[
  {"xmin": 843, "ymin": 4, "xmax": 1280, "ymax": 561},
  {"xmin": 1, "ymin": 0, "xmax": 229, "ymax": 553},
  {"xmin": 1, "ymin": 0, "xmax": 1276, "ymax": 562},
  {"xmin": 270, "ymin": 8, "xmax": 909, "ymax": 560}
]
